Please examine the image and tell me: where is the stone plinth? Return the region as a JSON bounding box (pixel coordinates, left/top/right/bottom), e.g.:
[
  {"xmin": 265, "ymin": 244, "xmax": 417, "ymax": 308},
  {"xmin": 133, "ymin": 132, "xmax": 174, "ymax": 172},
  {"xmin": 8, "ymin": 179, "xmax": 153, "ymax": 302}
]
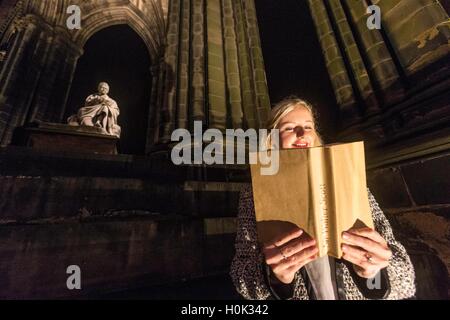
[{"xmin": 12, "ymin": 122, "xmax": 118, "ymax": 155}]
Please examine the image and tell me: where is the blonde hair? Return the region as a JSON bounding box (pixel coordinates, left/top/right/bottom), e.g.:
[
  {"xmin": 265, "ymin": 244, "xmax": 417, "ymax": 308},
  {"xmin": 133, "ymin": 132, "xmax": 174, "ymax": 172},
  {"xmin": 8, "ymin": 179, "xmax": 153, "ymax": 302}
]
[{"xmin": 266, "ymin": 97, "xmax": 323, "ymax": 149}]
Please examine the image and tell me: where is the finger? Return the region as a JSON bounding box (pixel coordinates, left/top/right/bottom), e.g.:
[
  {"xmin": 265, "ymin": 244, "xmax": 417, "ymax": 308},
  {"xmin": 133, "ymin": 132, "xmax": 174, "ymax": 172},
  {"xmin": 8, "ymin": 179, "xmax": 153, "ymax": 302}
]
[
  {"xmin": 272, "ymin": 251, "xmax": 317, "ymax": 275},
  {"xmin": 272, "ymin": 228, "xmax": 304, "ymax": 247},
  {"xmin": 271, "ymin": 258, "xmax": 311, "ymax": 284},
  {"xmin": 281, "ymin": 237, "xmax": 316, "ymax": 259},
  {"xmin": 342, "ymin": 232, "xmax": 391, "ymax": 260},
  {"xmin": 341, "ymin": 250, "xmax": 372, "ymax": 270},
  {"xmin": 346, "ymin": 227, "xmax": 387, "ymax": 246},
  {"xmin": 341, "ymin": 247, "xmax": 389, "ymax": 273},
  {"xmin": 282, "ymin": 245, "xmax": 319, "ymax": 270},
  {"xmin": 341, "ymin": 244, "xmax": 384, "ymax": 265},
  {"xmin": 350, "ymin": 228, "xmax": 392, "ymax": 260},
  {"xmin": 264, "ymin": 246, "xmax": 287, "ymax": 265},
  {"xmin": 264, "ymin": 248, "xmax": 280, "ymax": 265},
  {"xmin": 284, "ymin": 253, "xmax": 318, "ymax": 275},
  {"xmin": 265, "ymin": 238, "xmax": 314, "ymax": 265},
  {"xmin": 271, "ymin": 245, "xmax": 318, "ymax": 273}
]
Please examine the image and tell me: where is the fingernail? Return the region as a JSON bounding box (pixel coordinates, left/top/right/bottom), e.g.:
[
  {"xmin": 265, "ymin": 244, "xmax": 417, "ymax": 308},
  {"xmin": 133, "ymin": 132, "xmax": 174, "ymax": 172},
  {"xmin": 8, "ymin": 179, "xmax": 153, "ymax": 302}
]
[
  {"xmin": 342, "ymin": 244, "xmax": 347, "ymax": 251},
  {"xmin": 342, "ymin": 232, "xmax": 349, "ymax": 240}
]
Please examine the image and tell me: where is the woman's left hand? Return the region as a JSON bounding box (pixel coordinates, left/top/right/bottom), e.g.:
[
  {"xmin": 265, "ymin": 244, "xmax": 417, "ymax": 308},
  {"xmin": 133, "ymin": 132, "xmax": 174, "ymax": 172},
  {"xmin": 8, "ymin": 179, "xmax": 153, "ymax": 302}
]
[{"xmin": 341, "ymin": 227, "xmax": 392, "ymax": 279}]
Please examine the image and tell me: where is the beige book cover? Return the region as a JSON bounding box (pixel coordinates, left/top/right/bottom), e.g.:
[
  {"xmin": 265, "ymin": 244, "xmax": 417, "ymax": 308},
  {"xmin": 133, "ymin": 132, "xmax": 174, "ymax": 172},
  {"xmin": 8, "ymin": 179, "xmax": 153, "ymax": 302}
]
[{"xmin": 249, "ymin": 141, "xmax": 374, "ymax": 258}]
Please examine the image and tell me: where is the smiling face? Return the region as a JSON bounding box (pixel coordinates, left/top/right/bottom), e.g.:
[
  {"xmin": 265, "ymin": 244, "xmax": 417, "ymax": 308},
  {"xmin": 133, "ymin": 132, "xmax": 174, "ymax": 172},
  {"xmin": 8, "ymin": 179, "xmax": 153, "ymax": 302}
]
[{"xmin": 278, "ymin": 105, "xmax": 319, "ymax": 149}]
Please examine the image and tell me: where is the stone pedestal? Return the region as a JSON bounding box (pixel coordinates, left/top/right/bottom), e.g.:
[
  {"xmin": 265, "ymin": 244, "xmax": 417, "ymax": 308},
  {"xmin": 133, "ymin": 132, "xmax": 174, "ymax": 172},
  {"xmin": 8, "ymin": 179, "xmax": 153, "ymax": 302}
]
[{"xmin": 12, "ymin": 122, "xmax": 118, "ymax": 155}]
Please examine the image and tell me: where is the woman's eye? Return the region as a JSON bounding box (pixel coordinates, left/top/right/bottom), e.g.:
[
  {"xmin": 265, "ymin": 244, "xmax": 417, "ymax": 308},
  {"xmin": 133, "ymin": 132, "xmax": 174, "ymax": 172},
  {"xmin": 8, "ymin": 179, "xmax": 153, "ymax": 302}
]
[{"xmin": 284, "ymin": 127, "xmax": 294, "ymax": 132}]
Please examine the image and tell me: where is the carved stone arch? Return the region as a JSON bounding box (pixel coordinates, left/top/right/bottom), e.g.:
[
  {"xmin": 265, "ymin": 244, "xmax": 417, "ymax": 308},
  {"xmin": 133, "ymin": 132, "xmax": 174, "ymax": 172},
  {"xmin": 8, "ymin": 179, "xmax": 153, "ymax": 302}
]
[
  {"xmin": 59, "ymin": 3, "xmax": 168, "ymax": 153},
  {"xmin": 72, "ymin": 6, "xmax": 161, "ymax": 61},
  {"xmin": 66, "ymin": 23, "xmax": 154, "ymax": 154}
]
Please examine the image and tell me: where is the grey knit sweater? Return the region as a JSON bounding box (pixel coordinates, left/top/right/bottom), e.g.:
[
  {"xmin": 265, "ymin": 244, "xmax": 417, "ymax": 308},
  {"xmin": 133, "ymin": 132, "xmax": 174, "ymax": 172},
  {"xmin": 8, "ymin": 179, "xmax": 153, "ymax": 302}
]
[{"xmin": 230, "ymin": 184, "xmax": 416, "ymax": 300}]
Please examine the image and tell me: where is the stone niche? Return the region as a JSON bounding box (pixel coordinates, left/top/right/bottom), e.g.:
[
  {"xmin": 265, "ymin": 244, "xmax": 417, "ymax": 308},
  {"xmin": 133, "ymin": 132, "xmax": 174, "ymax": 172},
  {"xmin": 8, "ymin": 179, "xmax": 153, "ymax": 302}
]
[{"xmin": 11, "ymin": 121, "xmax": 119, "ymax": 155}]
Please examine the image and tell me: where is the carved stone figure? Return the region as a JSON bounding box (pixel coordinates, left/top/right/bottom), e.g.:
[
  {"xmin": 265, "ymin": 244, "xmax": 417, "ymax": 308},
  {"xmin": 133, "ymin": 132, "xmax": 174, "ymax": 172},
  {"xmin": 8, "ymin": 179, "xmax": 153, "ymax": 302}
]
[{"xmin": 68, "ymin": 82, "xmax": 121, "ymax": 138}]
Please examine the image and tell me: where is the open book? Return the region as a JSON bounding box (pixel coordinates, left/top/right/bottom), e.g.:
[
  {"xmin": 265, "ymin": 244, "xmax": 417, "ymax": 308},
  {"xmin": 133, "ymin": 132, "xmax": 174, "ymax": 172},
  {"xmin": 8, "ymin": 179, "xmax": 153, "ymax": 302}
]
[{"xmin": 249, "ymin": 141, "xmax": 374, "ymax": 258}]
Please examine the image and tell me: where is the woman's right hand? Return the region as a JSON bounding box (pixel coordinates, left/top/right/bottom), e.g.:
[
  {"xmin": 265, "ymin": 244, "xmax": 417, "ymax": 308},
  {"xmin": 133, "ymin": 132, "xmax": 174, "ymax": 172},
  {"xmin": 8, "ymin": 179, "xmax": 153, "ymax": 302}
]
[{"xmin": 262, "ymin": 227, "xmax": 319, "ymax": 284}]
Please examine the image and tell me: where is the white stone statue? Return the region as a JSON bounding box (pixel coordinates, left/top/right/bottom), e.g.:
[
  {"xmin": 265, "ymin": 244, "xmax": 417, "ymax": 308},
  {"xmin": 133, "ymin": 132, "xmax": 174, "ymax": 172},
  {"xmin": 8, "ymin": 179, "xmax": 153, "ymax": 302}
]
[{"xmin": 68, "ymin": 82, "xmax": 121, "ymax": 138}]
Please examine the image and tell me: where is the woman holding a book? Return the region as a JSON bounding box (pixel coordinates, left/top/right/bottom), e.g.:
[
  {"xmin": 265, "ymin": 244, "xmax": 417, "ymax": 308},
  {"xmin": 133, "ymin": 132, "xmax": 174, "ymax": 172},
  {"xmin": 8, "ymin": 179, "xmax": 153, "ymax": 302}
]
[{"xmin": 230, "ymin": 97, "xmax": 416, "ymax": 300}]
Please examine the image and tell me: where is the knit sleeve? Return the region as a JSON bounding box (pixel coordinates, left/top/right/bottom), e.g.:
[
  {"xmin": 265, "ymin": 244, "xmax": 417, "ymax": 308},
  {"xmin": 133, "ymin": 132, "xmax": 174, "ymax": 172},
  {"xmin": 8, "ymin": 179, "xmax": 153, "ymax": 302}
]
[
  {"xmin": 230, "ymin": 184, "xmax": 273, "ymax": 300},
  {"xmin": 367, "ymin": 189, "xmax": 416, "ymax": 299}
]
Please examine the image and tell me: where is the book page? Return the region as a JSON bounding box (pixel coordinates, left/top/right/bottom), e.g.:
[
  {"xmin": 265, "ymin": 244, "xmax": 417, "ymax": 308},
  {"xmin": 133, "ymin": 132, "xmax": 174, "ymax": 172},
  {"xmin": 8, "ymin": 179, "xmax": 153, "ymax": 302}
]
[
  {"xmin": 250, "ymin": 148, "xmax": 317, "ymax": 247},
  {"xmin": 325, "ymin": 142, "xmax": 374, "ymax": 258}
]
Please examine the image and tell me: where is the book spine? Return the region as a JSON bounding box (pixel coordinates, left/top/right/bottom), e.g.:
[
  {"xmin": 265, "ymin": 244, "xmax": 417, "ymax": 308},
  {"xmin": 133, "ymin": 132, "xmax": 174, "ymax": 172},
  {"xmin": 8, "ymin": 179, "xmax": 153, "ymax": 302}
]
[
  {"xmin": 318, "ymin": 183, "xmax": 329, "ymax": 254},
  {"xmin": 308, "ymin": 147, "xmax": 329, "ymax": 257},
  {"xmin": 324, "ymin": 146, "xmax": 342, "ymax": 258}
]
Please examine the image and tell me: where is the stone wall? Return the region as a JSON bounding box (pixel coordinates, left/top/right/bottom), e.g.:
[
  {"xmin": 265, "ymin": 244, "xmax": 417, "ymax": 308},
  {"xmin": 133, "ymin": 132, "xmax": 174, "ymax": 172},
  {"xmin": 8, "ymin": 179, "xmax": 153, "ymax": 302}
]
[
  {"xmin": 0, "ymin": 146, "xmax": 244, "ymax": 298},
  {"xmin": 0, "ymin": 215, "xmax": 236, "ymax": 299},
  {"xmin": 1, "ymin": 144, "xmax": 448, "ymax": 299},
  {"xmin": 367, "ymin": 151, "xmax": 450, "ymax": 299}
]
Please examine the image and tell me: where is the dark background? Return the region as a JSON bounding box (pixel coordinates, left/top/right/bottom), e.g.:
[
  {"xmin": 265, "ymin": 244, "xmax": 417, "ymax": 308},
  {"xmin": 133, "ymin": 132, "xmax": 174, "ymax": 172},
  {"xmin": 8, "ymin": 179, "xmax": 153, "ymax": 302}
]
[
  {"xmin": 255, "ymin": 0, "xmax": 339, "ymax": 142},
  {"xmin": 66, "ymin": 25, "xmax": 152, "ymax": 155}
]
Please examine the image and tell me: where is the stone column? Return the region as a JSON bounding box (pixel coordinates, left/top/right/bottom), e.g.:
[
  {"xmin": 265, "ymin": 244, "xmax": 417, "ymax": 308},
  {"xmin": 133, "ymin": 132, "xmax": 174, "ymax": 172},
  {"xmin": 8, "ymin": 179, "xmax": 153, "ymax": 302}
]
[
  {"xmin": 0, "ymin": 23, "xmax": 24, "ymax": 137},
  {"xmin": 233, "ymin": 0, "xmax": 257, "ymax": 129},
  {"xmin": 307, "ymin": 0, "xmax": 449, "ymax": 131},
  {"xmin": 328, "ymin": 0, "xmax": 379, "ymax": 114},
  {"xmin": 190, "ymin": 0, "xmax": 206, "ymax": 128},
  {"xmin": 374, "ymin": 0, "xmax": 450, "ymax": 75},
  {"xmin": 0, "ymin": 8, "xmax": 85, "ymax": 145},
  {"xmin": 26, "ymin": 30, "xmax": 83, "ymax": 124},
  {"xmin": 151, "ymin": 0, "xmax": 270, "ymax": 150},
  {"xmin": 160, "ymin": 0, "xmax": 181, "ymax": 143},
  {"xmin": 307, "ymin": 0, "xmax": 360, "ymax": 127},
  {"xmin": 152, "ymin": 0, "xmax": 271, "ymax": 147},
  {"xmin": 145, "ymin": 63, "xmax": 161, "ymax": 152},
  {"xmin": 176, "ymin": 0, "xmax": 191, "ymax": 130},
  {"xmin": 0, "ymin": 0, "xmax": 24, "ymax": 40},
  {"xmin": 222, "ymin": 0, "xmax": 243, "ymax": 129},
  {"xmin": 242, "ymin": 0, "xmax": 270, "ymax": 127},
  {"xmin": 0, "ymin": 15, "xmax": 45, "ymax": 145},
  {"xmin": 51, "ymin": 39, "xmax": 83, "ymax": 123},
  {"xmin": 27, "ymin": 36, "xmax": 61, "ymax": 122},
  {"xmin": 206, "ymin": 0, "xmax": 227, "ymax": 131},
  {"xmin": 341, "ymin": 0, "xmax": 405, "ymax": 106}
]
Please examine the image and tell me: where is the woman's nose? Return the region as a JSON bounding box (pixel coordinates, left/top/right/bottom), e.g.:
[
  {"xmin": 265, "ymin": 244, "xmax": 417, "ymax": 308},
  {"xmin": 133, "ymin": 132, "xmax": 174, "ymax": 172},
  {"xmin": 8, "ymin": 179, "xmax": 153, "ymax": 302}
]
[{"xmin": 295, "ymin": 126, "xmax": 305, "ymax": 137}]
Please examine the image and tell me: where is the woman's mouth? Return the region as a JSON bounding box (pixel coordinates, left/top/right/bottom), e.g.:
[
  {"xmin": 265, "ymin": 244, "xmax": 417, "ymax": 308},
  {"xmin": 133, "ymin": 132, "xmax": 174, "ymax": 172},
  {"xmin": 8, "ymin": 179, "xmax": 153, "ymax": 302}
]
[{"xmin": 292, "ymin": 140, "xmax": 309, "ymax": 148}]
